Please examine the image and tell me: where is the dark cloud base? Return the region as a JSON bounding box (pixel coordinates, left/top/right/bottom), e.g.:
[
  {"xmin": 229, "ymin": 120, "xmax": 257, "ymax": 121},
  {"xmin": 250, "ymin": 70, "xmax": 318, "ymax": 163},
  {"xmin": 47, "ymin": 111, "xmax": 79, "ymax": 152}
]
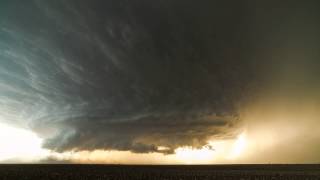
[{"xmin": 0, "ymin": 0, "xmax": 319, "ymax": 154}]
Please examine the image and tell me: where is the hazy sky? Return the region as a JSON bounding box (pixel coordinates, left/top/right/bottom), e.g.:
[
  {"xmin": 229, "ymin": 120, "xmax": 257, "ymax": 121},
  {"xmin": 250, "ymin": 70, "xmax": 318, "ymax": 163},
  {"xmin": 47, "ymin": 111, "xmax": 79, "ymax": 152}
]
[{"xmin": 0, "ymin": 0, "xmax": 320, "ymax": 164}]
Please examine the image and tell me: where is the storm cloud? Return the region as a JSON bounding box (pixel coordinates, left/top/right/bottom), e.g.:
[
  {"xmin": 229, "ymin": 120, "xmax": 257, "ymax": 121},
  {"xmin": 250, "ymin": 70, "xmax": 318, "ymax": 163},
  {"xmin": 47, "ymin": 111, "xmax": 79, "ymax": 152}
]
[{"xmin": 1, "ymin": 0, "xmax": 319, "ymax": 155}]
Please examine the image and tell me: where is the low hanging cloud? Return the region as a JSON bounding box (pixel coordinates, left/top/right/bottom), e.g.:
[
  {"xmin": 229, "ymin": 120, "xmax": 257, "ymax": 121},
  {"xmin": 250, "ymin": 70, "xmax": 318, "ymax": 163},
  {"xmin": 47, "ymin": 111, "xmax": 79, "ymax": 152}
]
[{"xmin": 1, "ymin": 0, "xmax": 319, "ymax": 156}]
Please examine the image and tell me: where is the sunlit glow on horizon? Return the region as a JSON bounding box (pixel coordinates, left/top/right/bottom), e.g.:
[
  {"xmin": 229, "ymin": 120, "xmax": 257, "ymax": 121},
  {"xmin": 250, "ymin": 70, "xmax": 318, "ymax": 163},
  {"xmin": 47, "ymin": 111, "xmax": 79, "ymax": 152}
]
[
  {"xmin": 0, "ymin": 122, "xmax": 251, "ymax": 164},
  {"xmin": 0, "ymin": 123, "xmax": 248, "ymax": 164},
  {"xmin": 174, "ymin": 132, "xmax": 248, "ymax": 164},
  {"xmin": 175, "ymin": 145, "xmax": 216, "ymax": 164},
  {"xmin": 0, "ymin": 122, "xmax": 48, "ymax": 162},
  {"xmin": 228, "ymin": 132, "xmax": 247, "ymax": 159}
]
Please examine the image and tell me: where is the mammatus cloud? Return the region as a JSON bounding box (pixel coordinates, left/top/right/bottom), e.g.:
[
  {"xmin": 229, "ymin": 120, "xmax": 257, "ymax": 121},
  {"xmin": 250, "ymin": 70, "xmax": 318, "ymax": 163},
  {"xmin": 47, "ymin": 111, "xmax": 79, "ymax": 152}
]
[{"xmin": 1, "ymin": 0, "xmax": 320, "ymax": 163}]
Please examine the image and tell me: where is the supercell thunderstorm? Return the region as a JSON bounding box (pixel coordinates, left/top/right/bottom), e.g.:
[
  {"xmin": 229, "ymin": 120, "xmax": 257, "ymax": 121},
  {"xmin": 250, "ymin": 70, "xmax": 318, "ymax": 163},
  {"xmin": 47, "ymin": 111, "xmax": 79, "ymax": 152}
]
[
  {"xmin": 1, "ymin": 0, "xmax": 320, "ymax": 162},
  {"xmin": 0, "ymin": 0, "xmax": 258, "ymax": 154}
]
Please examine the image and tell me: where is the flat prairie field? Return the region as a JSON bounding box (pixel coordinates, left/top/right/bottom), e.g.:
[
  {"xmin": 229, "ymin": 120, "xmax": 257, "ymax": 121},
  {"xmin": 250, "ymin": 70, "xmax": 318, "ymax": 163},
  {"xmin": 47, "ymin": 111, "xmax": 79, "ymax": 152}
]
[{"xmin": 0, "ymin": 164, "xmax": 319, "ymax": 180}]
